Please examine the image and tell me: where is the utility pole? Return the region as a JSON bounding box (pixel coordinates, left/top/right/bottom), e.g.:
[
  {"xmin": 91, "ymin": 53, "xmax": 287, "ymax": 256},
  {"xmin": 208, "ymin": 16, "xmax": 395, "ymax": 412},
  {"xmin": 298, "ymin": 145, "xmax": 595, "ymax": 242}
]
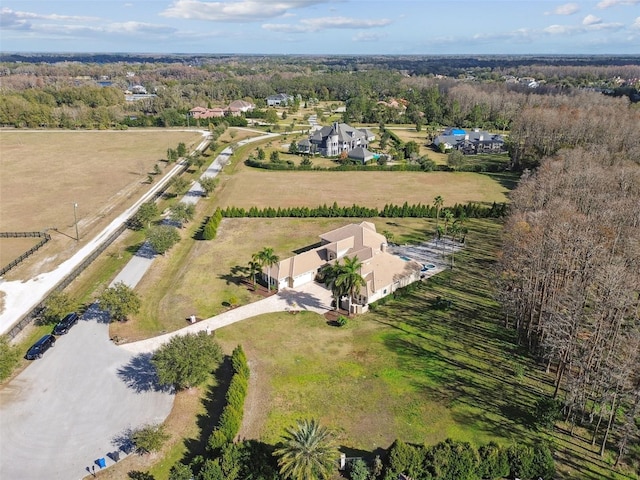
[{"xmin": 73, "ymin": 202, "xmax": 79, "ymax": 241}]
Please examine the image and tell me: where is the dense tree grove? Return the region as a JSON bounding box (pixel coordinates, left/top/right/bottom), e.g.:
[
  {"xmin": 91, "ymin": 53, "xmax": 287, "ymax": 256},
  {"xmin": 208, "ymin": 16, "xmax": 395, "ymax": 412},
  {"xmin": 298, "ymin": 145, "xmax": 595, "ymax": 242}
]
[{"xmin": 498, "ymin": 147, "xmax": 640, "ymax": 464}]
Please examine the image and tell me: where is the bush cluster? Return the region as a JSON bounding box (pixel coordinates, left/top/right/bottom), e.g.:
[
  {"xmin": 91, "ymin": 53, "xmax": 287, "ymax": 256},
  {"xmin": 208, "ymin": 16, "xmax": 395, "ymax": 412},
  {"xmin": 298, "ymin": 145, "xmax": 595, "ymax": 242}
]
[
  {"xmin": 383, "ymin": 438, "xmax": 555, "ymax": 480},
  {"xmin": 202, "ymin": 208, "xmax": 223, "ymax": 240},
  {"xmin": 207, "ymin": 345, "xmax": 250, "ymax": 451},
  {"xmin": 221, "ymin": 201, "xmax": 507, "ymax": 219}
]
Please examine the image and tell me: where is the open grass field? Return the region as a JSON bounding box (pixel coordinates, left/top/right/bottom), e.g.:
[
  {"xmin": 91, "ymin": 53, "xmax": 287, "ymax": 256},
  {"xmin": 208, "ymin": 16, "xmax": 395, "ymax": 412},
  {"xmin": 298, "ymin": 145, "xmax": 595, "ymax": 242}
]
[
  {"xmin": 110, "ymin": 216, "xmax": 398, "ymax": 342},
  {"xmin": 0, "ymin": 129, "xmax": 203, "ymax": 279},
  {"xmin": 214, "ymin": 169, "xmax": 511, "ymax": 210}
]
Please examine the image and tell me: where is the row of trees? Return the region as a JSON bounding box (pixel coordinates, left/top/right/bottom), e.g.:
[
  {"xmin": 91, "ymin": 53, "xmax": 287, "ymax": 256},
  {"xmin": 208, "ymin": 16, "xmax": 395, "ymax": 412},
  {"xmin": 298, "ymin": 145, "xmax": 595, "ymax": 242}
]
[
  {"xmin": 220, "ymin": 201, "xmax": 507, "ymax": 220},
  {"xmin": 383, "ymin": 438, "xmax": 554, "ymax": 480},
  {"xmin": 206, "ymin": 345, "xmax": 250, "ymax": 451},
  {"xmin": 498, "ymin": 147, "xmax": 640, "ymax": 465},
  {"xmin": 202, "ymin": 208, "xmax": 223, "ymax": 240}
]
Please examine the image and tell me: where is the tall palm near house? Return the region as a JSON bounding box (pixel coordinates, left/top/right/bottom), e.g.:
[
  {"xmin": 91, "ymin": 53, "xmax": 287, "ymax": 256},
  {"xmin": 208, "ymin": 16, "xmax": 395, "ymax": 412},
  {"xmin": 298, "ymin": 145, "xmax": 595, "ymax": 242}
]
[
  {"xmin": 335, "ymin": 256, "xmax": 366, "ymax": 314},
  {"xmin": 274, "ymin": 419, "xmax": 339, "ymax": 480},
  {"xmin": 442, "ymin": 209, "xmax": 454, "ymax": 258},
  {"xmin": 257, "ymin": 247, "xmax": 279, "ymax": 291},
  {"xmin": 433, "ymin": 195, "xmax": 444, "ymax": 237},
  {"xmin": 248, "ymin": 258, "xmax": 261, "ymax": 287},
  {"xmin": 320, "ymin": 260, "xmax": 346, "ymax": 311}
]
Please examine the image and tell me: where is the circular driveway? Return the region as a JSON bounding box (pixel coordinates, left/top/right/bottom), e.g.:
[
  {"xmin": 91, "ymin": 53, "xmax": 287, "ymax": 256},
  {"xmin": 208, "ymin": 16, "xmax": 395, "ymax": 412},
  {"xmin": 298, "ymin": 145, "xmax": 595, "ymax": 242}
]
[{"xmin": 0, "ymin": 305, "xmax": 174, "ymax": 480}]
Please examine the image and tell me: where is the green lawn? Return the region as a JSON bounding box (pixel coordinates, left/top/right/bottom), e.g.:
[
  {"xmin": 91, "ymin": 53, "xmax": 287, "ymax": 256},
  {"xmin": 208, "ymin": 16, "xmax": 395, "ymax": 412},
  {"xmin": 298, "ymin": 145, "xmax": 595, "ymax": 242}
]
[{"xmin": 213, "ymin": 218, "xmax": 635, "ymax": 480}]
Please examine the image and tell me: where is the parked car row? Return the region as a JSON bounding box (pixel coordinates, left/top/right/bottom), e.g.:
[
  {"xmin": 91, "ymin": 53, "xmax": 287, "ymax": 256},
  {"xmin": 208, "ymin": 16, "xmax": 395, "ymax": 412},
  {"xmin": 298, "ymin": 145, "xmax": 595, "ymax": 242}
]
[{"xmin": 25, "ymin": 312, "xmax": 79, "ymax": 360}]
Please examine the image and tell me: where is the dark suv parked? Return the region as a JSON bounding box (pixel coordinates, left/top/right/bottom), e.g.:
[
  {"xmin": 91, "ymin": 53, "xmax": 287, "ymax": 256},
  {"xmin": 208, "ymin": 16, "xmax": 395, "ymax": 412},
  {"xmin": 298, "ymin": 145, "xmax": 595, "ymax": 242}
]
[
  {"xmin": 53, "ymin": 312, "xmax": 79, "ymax": 335},
  {"xmin": 25, "ymin": 334, "xmax": 56, "ymax": 360}
]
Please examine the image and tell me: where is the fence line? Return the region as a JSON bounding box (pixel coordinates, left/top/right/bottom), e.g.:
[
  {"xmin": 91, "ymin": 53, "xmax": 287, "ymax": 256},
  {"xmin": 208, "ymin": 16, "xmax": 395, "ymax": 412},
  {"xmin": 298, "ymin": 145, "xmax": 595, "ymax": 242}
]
[{"xmin": 0, "ymin": 232, "xmax": 51, "ymax": 277}]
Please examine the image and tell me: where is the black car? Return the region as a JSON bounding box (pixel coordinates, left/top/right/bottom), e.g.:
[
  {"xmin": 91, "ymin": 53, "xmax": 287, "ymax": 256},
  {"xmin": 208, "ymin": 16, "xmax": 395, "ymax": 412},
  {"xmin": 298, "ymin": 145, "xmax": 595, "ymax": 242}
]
[
  {"xmin": 53, "ymin": 312, "xmax": 79, "ymax": 335},
  {"xmin": 25, "ymin": 334, "xmax": 56, "ymax": 360}
]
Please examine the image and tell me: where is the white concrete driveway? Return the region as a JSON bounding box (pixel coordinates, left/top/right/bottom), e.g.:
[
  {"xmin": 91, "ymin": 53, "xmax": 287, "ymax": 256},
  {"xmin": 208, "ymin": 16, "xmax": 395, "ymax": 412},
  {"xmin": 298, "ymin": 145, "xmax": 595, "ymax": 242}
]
[
  {"xmin": 120, "ymin": 281, "xmax": 332, "ymax": 355},
  {"xmin": 0, "ymin": 304, "xmax": 174, "ymax": 480}
]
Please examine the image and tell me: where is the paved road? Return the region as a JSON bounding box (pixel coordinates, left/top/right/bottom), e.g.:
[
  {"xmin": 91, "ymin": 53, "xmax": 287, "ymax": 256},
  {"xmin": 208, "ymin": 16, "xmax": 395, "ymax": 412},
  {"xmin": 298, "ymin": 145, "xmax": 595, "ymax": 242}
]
[{"xmin": 0, "ymin": 304, "xmax": 174, "ymax": 480}]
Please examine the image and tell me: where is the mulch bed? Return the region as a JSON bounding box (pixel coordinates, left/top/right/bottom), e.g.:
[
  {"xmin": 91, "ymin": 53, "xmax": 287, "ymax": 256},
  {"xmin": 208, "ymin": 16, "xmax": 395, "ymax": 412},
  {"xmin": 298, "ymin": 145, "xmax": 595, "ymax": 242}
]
[
  {"xmin": 323, "ymin": 309, "xmax": 350, "ymax": 322},
  {"xmin": 240, "ymin": 279, "xmax": 277, "ymax": 298}
]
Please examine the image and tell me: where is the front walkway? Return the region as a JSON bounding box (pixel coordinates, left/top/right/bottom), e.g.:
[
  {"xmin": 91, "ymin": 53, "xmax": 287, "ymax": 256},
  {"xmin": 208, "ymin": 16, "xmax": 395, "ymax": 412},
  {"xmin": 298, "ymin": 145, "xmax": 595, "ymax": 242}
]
[{"xmin": 119, "ymin": 281, "xmax": 332, "ymax": 355}]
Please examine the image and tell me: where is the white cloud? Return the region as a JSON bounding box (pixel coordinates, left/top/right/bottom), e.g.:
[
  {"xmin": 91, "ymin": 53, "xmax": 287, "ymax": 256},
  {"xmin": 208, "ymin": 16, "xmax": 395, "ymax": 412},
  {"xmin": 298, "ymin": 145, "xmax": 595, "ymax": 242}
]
[
  {"xmin": 352, "ymin": 31, "xmax": 387, "ymax": 42},
  {"xmin": 263, "ymin": 16, "xmax": 392, "ymax": 33},
  {"xmin": 545, "ymin": 3, "xmax": 580, "ymax": 15},
  {"xmin": 582, "ymin": 14, "xmax": 602, "ymax": 25},
  {"xmin": 107, "ymin": 22, "xmax": 175, "ymax": 35},
  {"xmin": 597, "ymin": 0, "xmax": 640, "ymax": 8},
  {"xmin": 161, "ymin": 0, "xmax": 329, "ymax": 22},
  {"xmin": 544, "ymin": 21, "xmax": 623, "ymax": 34},
  {"xmin": 473, "ymin": 28, "xmax": 536, "ymax": 43},
  {"xmin": 0, "ymin": 7, "xmax": 98, "ymax": 30},
  {"xmin": 633, "ymin": 16, "xmax": 640, "ymax": 28}
]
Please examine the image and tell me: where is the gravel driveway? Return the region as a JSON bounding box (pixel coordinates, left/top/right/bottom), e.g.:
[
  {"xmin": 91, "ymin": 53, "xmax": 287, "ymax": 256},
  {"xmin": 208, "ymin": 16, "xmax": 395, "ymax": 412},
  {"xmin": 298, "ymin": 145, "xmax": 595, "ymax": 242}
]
[{"xmin": 0, "ymin": 304, "xmax": 174, "ymax": 480}]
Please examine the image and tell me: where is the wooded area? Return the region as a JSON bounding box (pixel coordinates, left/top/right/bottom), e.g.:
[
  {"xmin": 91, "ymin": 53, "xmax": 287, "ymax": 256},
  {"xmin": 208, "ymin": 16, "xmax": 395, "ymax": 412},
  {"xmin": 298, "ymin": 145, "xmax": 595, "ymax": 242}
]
[{"xmin": 498, "ymin": 141, "xmax": 639, "ymax": 464}]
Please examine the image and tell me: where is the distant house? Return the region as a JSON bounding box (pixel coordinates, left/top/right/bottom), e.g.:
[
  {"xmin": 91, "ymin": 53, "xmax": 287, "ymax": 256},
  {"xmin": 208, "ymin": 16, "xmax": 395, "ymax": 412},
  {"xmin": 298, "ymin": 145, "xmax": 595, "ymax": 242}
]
[
  {"xmin": 189, "ymin": 107, "xmax": 225, "ymax": 119},
  {"xmin": 266, "ymin": 93, "xmax": 294, "ymax": 107},
  {"xmin": 376, "ymin": 97, "xmax": 408, "ymax": 112},
  {"xmin": 228, "ymin": 100, "xmax": 255, "ymax": 112},
  {"xmin": 130, "ymin": 84, "xmax": 147, "ymax": 94},
  {"xmin": 262, "ymin": 222, "xmax": 421, "ymax": 312},
  {"xmin": 433, "ymin": 127, "xmax": 505, "ymax": 155},
  {"xmin": 298, "ymin": 122, "xmax": 376, "ymax": 157},
  {"xmin": 189, "ymin": 100, "xmax": 254, "ymax": 119}
]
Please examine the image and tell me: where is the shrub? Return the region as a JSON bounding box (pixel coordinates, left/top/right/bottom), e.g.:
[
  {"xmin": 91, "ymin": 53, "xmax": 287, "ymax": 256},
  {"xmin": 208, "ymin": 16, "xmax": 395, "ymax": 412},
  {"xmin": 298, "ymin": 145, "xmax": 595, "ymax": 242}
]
[
  {"xmin": 349, "ymin": 458, "xmax": 370, "ymax": 480},
  {"xmin": 531, "ymin": 442, "xmax": 555, "ymax": 479},
  {"xmin": 131, "ymin": 424, "xmax": 169, "ymax": 454},
  {"xmin": 507, "ymin": 444, "xmax": 535, "ymax": 480},
  {"xmin": 534, "ymin": 397, "xmax": 562, "ymax": 430},
  {"xmin": 478, "ymin": 442, "xmax": 509, "ymax": 479},
  {"xmin": 336, "ymin": 315, "xmax": 348, "ymax": 327},
  {"xmin": 0, "ymin": 335, "xmax": 20, "ymax": 381},
  {"xmin": 208, "ymin": 429, "xmax": 228, "ymax": 451}
]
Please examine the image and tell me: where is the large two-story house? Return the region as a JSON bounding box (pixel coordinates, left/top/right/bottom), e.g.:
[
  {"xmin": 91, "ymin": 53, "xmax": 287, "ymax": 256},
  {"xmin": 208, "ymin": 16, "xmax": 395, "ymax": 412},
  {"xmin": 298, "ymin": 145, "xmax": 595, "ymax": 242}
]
[
  {"xmin": 298, "ymin": 122, "xmax": 376, "ymax": 157},
  {"xmin": 262, "ymin": 222, "xmax": 421, "ymax": 313},
  {"xmin": 266, "ymin": 93, "xmax": 294, "ymax": 107},
  {"xmin": 433, "ymin": 127, "xmax": 505, "ymax": 155}
]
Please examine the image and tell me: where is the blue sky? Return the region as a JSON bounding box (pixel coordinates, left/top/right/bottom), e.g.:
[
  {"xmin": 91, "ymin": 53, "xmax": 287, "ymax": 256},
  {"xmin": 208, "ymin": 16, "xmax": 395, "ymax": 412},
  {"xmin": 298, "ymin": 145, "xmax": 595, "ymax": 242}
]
[{"xmin": 1, "ymin": 1, "xmax": 639, "ymax": 54}]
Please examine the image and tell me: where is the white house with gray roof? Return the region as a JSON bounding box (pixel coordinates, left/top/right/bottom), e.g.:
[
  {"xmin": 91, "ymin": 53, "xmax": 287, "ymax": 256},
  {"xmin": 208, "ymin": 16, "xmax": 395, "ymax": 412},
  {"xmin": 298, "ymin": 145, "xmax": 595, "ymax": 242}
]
[
  {"xmin": 298, "ymin": 122, "xmax": 376, "ymax": 157},
  {"xmin": 266, "ymin": 93, "xmax": 294, "ymax": 106},
  {"xmin": 434, "ymin": 127, "xmax": 505, "ymax": 155}
]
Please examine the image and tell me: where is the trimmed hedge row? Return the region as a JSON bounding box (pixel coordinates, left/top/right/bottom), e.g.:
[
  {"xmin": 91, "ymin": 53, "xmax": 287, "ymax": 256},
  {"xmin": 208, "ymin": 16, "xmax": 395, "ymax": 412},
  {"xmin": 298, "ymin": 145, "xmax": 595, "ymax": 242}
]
[
  {"xmin": 202, "ymin": 208, "xmax": 223, "ymax": 240},
  {"xmin": 383, "ymin": 438, "xmax": 555, "ymax": 480},
  {"xmin": 207, "ymin": 345, "xmax": 250, "ymax": 451},
  {"xmin": 220, "ymin": 201, "xmax": 508, "ymax": 219}
]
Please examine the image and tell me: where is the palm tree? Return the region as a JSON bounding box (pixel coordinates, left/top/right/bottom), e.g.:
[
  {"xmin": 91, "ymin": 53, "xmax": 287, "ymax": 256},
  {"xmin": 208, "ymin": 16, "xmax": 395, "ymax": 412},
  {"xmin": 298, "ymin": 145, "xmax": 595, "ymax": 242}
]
[
  {"xmin": 433, "ymin": 195, "xmax": 444, "ymax": 240},
  {"xmin": 320, "ymin": 260, "xmax": 346, "ymax": 311},
  {"xmin": 257, "ymin": 247, "xmax": 280, "ymax": 291},
  {"xmin": 274, "ymin": 419, "xmax": 339, "ymax": 480},
  {"xmin": 335, "ymin": 256, "xmax": 366, "ymax": 314},
  {"xmin": 248, "ymin": 258, "xmax": 261, "ymax": 287},
  {"xmin": 442, "ymin": 209, "xmax": 454, "ymax": 258}
]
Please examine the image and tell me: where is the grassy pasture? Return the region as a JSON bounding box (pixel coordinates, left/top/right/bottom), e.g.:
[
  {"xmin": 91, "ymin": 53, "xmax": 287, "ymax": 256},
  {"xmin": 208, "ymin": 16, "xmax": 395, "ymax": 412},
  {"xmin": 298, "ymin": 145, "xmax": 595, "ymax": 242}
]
[
  {"xmin": 214, "ymin": 169, "xmax": 511, "ymax": 210},
  {"xmin": 0, "ymin": 129, "xmax": 203, "ymax": 279},
  {"xmin": 0, "ymin": 237, "xmax": 42, "ymax": 267}
]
